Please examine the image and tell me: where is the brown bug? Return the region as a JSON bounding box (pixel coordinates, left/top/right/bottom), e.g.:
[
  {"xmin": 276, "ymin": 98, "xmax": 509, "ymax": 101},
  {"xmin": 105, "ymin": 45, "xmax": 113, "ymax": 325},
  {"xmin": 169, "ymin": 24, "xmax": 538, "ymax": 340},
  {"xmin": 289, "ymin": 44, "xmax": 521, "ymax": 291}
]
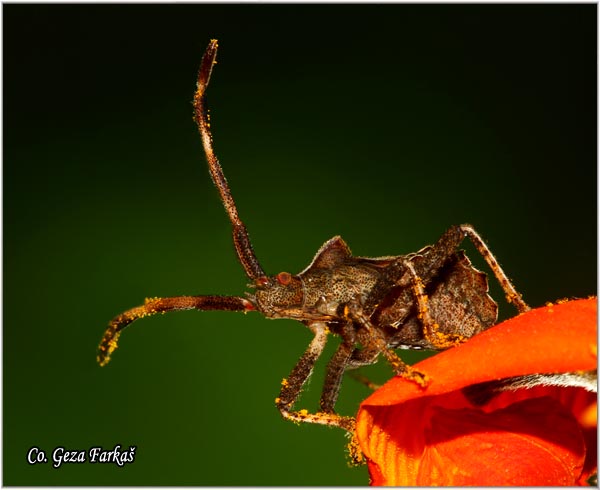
[{"xmin": 97, "ymin": 39, "xmax": 530, "ymax": 434}]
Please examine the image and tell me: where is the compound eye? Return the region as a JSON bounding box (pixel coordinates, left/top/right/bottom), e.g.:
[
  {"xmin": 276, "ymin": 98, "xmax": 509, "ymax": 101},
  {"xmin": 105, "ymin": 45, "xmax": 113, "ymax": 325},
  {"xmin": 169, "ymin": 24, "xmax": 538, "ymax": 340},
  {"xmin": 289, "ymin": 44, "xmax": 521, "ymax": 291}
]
[{"xmin": 276, "ymin": 271, "xmax": 292, "ymax": 285}]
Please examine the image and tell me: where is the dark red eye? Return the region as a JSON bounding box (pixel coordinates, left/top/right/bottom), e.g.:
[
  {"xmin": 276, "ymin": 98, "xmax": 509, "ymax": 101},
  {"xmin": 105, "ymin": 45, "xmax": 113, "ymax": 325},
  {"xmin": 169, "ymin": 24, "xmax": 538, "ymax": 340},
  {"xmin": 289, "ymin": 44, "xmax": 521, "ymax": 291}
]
[{"xmin": 276, "ymin": 272, "xmax": 292, "ymax": 285}]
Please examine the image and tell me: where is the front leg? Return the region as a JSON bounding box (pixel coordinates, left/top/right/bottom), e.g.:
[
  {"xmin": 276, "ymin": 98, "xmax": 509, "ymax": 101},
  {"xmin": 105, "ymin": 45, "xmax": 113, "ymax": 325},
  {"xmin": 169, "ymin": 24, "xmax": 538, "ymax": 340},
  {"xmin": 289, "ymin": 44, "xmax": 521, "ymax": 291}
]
[{"xmin": 276, "ymin": 321, "xmax": 355, "ymax": 432}]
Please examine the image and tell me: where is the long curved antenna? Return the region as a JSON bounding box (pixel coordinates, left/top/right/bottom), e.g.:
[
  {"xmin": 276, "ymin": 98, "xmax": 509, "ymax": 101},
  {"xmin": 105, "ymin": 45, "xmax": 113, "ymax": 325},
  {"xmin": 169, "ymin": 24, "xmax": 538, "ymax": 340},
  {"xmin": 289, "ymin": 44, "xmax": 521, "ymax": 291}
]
[
  {"xmin": 193, "ymin": 39, "xmax": 266, "ymax": 281},
  {"xmin": 97, "ymin": 295, "xmax": 254, "ymax": 366}
]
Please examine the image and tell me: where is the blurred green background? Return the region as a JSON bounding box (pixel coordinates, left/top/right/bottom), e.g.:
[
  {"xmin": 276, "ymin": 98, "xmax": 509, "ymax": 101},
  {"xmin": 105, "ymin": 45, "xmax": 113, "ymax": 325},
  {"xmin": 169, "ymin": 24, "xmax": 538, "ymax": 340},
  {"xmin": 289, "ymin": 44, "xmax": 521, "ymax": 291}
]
[{"xmin": 4, "ymin": 4, "xmax": 596, "ymax": 486}]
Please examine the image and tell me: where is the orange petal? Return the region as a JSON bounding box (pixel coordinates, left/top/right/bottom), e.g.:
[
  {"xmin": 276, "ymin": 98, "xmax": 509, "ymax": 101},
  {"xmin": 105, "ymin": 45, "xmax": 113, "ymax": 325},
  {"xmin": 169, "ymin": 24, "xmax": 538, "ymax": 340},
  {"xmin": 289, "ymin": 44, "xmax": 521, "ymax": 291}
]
[
  {"xmin": 420, "ymin": 396, "xmax": 586, "ymax": 485},
  {"xmin": 357, "ymin": 298, "xmax": 597, "ymax": 486}
]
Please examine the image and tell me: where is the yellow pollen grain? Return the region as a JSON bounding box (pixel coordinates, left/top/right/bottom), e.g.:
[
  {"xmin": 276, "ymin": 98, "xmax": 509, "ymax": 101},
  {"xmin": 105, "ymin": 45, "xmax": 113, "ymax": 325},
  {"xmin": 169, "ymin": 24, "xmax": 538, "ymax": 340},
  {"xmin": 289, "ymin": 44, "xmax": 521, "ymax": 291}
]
[{"xmin": 281, "ymin": 378, "xmax": 289, "ymax": 387}]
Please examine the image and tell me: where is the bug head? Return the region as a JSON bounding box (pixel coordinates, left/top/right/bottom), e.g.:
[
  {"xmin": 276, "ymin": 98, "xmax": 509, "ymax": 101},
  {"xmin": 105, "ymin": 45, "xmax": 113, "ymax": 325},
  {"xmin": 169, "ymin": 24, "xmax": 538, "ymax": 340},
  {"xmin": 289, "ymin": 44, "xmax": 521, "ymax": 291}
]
[{"xmin": 251, "ymin": 272, "xmax": 306, "ymax": 318}]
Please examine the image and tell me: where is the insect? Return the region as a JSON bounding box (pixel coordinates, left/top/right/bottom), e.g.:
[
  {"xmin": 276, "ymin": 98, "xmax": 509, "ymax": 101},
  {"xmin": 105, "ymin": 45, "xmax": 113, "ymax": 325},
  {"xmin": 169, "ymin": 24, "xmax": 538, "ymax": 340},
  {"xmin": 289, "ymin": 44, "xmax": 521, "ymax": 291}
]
[{"xmin": 97, "ymin": 39, "xmax": 530, "ymax": 435}]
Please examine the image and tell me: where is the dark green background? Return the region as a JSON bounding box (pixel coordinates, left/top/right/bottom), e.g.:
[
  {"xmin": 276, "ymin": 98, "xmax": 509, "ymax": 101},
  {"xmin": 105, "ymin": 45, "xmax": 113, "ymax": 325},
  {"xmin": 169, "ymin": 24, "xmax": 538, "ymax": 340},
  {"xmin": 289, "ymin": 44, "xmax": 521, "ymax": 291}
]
[{"xmin": 4, "ymin": 4, "xmax": 596, "ymax": 486}]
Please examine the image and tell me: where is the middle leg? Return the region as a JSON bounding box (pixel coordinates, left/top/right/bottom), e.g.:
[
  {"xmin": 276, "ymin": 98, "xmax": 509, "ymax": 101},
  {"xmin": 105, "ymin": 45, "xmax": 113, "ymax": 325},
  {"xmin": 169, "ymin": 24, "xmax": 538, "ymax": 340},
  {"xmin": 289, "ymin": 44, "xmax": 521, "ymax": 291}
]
[
  {"xmin": 345, "ymin": 300, "xmax": 429, "ymax": 387},
  {"xmin": 276, "ymin": 321, "xmax": 355, "ymax": 432}
]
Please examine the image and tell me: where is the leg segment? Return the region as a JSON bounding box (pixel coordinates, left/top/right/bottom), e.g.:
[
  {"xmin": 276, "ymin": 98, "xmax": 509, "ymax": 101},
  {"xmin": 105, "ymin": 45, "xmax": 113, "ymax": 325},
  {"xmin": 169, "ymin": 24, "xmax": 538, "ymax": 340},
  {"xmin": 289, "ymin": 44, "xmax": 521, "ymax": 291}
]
[
  {"xmin": 276, "ymin": 322, "xmax": 355, "ymax": 432},
  {"xmin": 459, "ymin": 224, "xmax": 529, "ymax": 313},
  {"xmin": 97, "ymin": 295, "xmax": 254, "ymax": 366},
  {"xmin": 347, "ymin": 371, "xmax": 382, "ymax": 391},
  {"xmin": 348, "ymin": 345, "xmax": 380, "ymax": 368},
  {"xmin": 346, "ymin": 301, "xmax": 429, "ymax": 387},
  {"xmin": 346, "ymin": 346, "xmax": 386, "ymax": 392},
  {"xmin": 403, "ymin": 259, "xmax": 466, "ymax": 349},
  {"xmin": 418, "ymin": 224, "xmax": 529, "ymax": 313},
  {"xmin": 319, "ymin": 322, "xmax": 356, "ymax": 413}
]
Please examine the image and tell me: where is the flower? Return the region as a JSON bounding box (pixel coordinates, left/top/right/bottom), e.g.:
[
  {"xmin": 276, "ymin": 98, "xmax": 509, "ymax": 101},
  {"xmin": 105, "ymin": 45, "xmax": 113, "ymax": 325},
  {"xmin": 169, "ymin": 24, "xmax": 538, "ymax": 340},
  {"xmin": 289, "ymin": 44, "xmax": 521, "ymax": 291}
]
[{"xmin": 356, "ymin": 298, "xmax": 597, "ymax": 486}]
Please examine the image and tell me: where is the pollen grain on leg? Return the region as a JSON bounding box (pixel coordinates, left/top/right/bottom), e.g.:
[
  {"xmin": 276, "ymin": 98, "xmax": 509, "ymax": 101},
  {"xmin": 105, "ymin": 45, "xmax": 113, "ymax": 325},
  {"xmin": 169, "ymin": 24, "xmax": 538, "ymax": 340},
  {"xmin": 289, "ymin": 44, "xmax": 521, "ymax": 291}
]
[{"xmin": 97, "ymin": 329, "xmax": 121, "ymax": 367}]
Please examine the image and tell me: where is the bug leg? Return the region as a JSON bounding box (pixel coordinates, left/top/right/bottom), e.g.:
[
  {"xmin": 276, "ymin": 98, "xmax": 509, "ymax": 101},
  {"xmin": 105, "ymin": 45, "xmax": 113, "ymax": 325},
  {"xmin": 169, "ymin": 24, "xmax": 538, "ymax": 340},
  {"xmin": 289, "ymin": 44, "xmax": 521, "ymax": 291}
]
[
  {"xmin": 345, "ymin": 347, "xmax": 384, "ymax": 391},
  {"xmin": 97, "ymin": 295, "xmax": 254, "ymax": 366},
  {"xmin": 403, "ymin": 259, "xmax": 467, "ymax": 350},
  {"xmin": 347, "ymin": 371, "xmax": 382, "ymax": 391},
  {"xmin": 424, "ymin": 224, "xmax": 529, "ymax": 313},
  {"xmin": 319, "ymin": 322, "xmax": 356, "ymax": 414},
  {"xmin": 276, "ymin": 322, "xmax": 355, "ymax": 432},
  {"xmin": 458, "ymin": 224, "xmax": 530, "ymax": 313},
  {"xmin": 346, "ymin": 301, "xmax": 429, "ymax": 387}
]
